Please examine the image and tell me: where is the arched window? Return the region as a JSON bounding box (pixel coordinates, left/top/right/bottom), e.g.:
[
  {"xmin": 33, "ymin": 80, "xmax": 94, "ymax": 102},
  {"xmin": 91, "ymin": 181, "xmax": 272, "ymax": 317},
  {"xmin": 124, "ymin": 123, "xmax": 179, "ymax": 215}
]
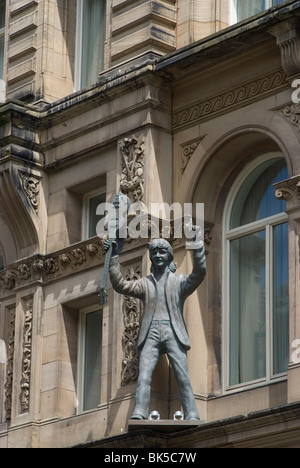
[{"xmin": 224, "ymin": 154, "xmax": 289, "ymax": 390}]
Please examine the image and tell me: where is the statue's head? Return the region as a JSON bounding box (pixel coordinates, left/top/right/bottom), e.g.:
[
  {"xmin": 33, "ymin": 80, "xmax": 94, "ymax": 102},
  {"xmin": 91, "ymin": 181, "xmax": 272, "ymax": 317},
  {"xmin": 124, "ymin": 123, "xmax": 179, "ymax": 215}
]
[{"xmin": 149, "ymin": 239, "xmax": 177, "ymax": 274}]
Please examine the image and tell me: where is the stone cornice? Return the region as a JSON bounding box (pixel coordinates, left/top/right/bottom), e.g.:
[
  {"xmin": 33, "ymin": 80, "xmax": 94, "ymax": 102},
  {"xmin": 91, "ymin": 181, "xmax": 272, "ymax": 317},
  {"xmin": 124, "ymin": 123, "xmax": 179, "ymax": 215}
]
[{"xmin": 0, "ymin": 220, "xmax": 214, "ymax": 297}]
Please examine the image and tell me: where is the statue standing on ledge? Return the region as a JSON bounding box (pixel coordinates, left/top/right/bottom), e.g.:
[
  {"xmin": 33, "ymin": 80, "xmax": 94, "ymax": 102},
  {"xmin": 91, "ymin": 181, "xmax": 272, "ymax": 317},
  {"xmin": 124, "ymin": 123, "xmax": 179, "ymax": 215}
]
[{"xmin": 106, "ymin": 234, "xmax": 206, "ymax": 421}]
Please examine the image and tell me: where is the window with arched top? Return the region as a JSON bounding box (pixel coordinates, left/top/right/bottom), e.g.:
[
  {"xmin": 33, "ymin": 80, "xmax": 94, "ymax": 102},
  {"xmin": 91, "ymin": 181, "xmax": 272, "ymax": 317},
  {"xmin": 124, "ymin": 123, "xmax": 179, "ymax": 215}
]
[{"xmin": 223, "ymin": 154, "xmax": 289, "ymax": 390}]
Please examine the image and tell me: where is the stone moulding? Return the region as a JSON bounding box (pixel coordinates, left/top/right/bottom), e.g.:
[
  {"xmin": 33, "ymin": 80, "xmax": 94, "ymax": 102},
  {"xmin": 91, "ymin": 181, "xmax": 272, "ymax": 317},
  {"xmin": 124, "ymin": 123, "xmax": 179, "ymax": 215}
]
[
  {"xmin": 0, "ymin": 220, "xmax": 214, "ymax": 297},
  {"xmin": 0, "ymin": 238, "xmax": 106, "ymax": 297},
  {"xmin": 172, "ymin": 69, "xmax": 288, "ymax": 131}
]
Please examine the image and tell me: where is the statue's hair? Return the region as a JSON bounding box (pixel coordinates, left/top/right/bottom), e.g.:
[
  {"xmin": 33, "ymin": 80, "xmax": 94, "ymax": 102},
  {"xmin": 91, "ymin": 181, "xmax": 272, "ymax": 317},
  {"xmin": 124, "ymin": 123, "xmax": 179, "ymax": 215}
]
[{"xmin": 149, "ymin": 239, "xmax": 177, "ymax": 273}]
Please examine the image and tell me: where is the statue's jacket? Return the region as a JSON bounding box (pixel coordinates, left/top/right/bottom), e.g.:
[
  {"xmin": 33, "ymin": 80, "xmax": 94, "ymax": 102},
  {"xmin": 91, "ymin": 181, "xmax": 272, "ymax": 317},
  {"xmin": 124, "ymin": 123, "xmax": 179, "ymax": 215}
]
[{"xmin": 109, "ymin": 246, "xmax": 206, "ymax": 351}]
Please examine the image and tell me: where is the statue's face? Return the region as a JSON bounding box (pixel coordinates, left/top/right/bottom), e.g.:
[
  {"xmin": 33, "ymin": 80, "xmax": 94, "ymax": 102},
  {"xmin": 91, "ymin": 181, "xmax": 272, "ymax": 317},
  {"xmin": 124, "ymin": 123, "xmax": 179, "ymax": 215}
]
[{"xmin": 150, "ymin": 247, "xmax": 170, "ymax": 270}]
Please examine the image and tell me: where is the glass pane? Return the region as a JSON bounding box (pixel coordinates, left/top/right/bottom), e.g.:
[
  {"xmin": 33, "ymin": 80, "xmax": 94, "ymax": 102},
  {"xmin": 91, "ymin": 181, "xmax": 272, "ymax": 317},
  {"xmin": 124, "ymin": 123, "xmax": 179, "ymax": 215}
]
[
  {"xmin": 89, "ymin": 192, "xmax": 106, "ymax": 238},
  {"xmin": 230, "ymin": 159, "xmax": 288, "ymax": 229},
  {"xmin": 0, "ymin": 0, "xmax": 5, "ymax": 29},
  {"xmin": 81, "ymin": 0, "xmax": 106, "ymax": 88},
  {"xmin": 83, "ymin": 309, "xmax": 102, "ymax": 411},
  {"xmin": 0, "ymin": 34, "xmax": 4, "ymax": 82},
  {"xmin": 237, "ymin": 0, "xmax": 266, "ymax": 21},
  {"xmin": 273, "ymin": 222, "xmax": 289, "ymax": 375},
  {"xmin": 230, "ymin": 230, "xmax": 266, "ymax": 386}
]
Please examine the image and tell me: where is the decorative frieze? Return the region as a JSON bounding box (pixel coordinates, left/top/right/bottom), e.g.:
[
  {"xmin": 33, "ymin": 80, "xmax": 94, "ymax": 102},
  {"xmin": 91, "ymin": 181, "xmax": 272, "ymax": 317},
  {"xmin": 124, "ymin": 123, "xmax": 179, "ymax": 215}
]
[
  {"xmin": 0, "ymin": 238, "xmax": 106, "ymax": 297},
  {"xmin": 121, "ymin": 263, "xmax": 142, "ymax": 386},
  {"xmin": 172, "ymin": 70, "xmax": 287, "ymax": 131}
]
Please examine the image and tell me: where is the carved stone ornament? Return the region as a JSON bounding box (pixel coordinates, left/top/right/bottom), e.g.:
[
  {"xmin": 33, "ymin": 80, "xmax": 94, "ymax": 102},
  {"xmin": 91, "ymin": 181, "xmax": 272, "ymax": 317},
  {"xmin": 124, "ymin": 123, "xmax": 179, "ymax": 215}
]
[
  {"xmin": 274, "ymin": 175, "xmax": 300, "ymax": 210},
  {"xmin": 282, "ymin": 103, "xmax": 300, "ymax": 130},
  {"xmin": 20, "ymin": 299, "xmax": 33, "ymax": 413},
  {"xmin": 20, "ymin": 173, "xmax": 40, "ymax": 214},
  {"xmin": 0, "ymin": 238, "xmax": 106, "ymax": 297},
  {"xmin": 269, "ymin": 19, "xmax": 300, "ymax": 78},
  {"xmin": 4, "ymin": 307, "xmax": 15, "ymax": 420},
  {"xmin": 121, "ymin": 264, "xmax": 142, "ymax": 386},
  {"xmin": 180, "ymin": 137, "xmax": 204, "ymax": 175},
  {"xmin": 119, "ymin": 136, "xmax": 145, "ymax": 203}
]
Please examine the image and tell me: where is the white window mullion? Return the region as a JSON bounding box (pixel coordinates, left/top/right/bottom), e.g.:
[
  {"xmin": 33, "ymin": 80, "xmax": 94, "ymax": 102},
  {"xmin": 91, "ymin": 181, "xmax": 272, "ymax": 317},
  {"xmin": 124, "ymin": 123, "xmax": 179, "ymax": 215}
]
[{"xmin": 265, "ymin": 223, "xmax": 272, "ymax": 383}]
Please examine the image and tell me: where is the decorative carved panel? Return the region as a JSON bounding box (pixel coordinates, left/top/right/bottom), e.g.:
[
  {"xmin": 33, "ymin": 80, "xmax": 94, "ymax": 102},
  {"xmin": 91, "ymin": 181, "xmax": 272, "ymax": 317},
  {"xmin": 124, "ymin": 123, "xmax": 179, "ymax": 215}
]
[
  {"xmin": 4, "ymin": 307, "xmax": 15, "ymax": 420},
  {"xmin": 20, "ymin": 299, "xmax": 33, "ymax": 413},
  {"xmin": 119, "ymin": 136, "xmax": 145, "ymax": 203},
  {"xmin": 121, "ymin": 263, "xmax": 142, "ymax": 386}
]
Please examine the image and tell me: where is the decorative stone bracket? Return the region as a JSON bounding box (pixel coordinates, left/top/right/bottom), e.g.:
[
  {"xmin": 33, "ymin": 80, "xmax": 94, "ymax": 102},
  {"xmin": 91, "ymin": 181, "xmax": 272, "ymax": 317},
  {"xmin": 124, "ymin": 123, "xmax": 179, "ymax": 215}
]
[
  {"xmin": 269, "ymin": 19, "xmax": 300, "ymax": 79},
  {"xmin": 274, "ymin": 174, "xmax": 300, "ymax": 212}
]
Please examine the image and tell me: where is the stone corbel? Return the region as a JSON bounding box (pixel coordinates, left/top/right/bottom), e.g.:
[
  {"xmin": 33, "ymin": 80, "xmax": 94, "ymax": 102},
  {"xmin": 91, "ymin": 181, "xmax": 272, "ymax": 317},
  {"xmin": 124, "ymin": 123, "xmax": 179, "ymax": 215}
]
[
  {"xmin": 274, "ymin": 174, "xmax": 300, "ymax": 213},
  {"xmin": 269, "ymin": 19, "xmax": 300, "ymax": 80}
]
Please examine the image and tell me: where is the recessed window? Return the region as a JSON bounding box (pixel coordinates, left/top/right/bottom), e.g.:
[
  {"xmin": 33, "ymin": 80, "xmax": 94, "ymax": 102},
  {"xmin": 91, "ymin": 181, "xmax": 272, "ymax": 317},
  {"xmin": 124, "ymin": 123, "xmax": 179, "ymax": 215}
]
[
  {"xmin": 78, "ymin": 307, "xmax": 103, "ymax": 412},
  {"xmin": 75, "ymin": 0, "xmax": 107, "ymax": 90},
  {"xmin": 82, "ymin": 188, "xmax": 106, "ymax": 240},
  {"xmin": 224, "ymin": 155, "xmax": 289, "ymax": 390},
  {"xmin": 231, "ymin": 0, "xmax": 285, "ymax": 24}
]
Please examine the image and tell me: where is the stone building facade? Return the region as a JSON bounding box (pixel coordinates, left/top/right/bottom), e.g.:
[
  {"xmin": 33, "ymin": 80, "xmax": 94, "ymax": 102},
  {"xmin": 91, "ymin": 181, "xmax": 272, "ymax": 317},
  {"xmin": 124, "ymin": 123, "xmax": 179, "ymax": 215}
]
[{"xmin": 0, "ymin": 0, "xmax": 300, "ymax": 448}]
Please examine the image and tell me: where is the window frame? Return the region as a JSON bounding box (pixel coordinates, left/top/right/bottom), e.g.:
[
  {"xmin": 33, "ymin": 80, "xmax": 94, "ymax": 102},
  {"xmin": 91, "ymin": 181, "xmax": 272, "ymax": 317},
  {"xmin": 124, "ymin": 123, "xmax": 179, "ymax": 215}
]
[
  {"xmin": 222, "ymin": 153, "xmax": 289, "ymax": 394},
  {"xmin": 82, "ymin": 186, "xmax": 106, "ymax": 240},
  {"xmin": 74, "ymin": 0, "xmax": 107, "ymax": 91},
  {"xmin": 230, "ymin": 0, "xmax": 284, "ymax": 25},
  {"xmin": 77, "ymin": 305, "xmax": 103, "ymax": 414}
]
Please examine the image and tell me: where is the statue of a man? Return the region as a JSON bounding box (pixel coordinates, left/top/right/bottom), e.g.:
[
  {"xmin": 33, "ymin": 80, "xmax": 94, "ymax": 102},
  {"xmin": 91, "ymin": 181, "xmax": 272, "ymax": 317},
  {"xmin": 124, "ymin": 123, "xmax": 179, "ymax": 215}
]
[{"xmin": 106, "ymin": 235, "xmax": 206, "ymax": 421}]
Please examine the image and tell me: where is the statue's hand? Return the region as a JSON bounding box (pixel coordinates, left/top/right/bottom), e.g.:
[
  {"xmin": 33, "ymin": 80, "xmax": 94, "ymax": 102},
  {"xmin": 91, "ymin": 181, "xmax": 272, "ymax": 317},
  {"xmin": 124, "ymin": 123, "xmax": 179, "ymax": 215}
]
[{"xmin": 103, "ymin": 239, "xmax": 124, "ymax": 256}]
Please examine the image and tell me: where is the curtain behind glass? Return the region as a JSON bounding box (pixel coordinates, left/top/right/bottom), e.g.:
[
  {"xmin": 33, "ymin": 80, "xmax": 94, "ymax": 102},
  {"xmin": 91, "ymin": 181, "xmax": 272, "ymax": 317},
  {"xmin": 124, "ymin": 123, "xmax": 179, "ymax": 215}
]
[
  {"xmin": 231, "ymin": 159, "xmax": 287, "ymax": 229},
  {"xmin": 230, "ymin": 230, "xmax": 266, "ymax": 386},
  {"xmin": 81, "ymin": 0, "xmax": 106, "ymax": 89},
  {"xmin": 83, "ymin": 310, "xmax": 102, "ymax": 411},
  {"xmin": 237, "ymin": 0, "xmax": 266, "ymax": 21},
  {"xmin": 89, "ymin": 192, "xmax": 106, "ymax": 238}
]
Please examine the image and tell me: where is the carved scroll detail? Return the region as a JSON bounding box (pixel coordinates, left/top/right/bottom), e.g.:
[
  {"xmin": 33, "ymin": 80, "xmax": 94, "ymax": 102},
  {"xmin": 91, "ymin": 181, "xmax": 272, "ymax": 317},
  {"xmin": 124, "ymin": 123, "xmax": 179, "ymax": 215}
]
[{"xmin": 121, "ymin": 264, "xmax": 142, "ymax": 386}]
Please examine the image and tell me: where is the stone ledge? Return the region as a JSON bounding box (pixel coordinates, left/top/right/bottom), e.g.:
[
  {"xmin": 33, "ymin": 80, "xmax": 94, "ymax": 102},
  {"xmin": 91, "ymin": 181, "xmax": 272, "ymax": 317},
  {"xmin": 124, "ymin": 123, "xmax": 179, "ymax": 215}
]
[{"xmin": 128, "ymin": 419, "xmax": 205, "ymax": 433}]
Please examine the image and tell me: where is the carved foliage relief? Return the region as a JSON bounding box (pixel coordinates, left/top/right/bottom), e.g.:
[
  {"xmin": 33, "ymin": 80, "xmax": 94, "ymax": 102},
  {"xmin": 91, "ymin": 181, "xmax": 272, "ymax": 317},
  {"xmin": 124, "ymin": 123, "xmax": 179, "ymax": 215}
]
[
  {"xmin": 20, "ymin": 299, "xmax": 33, "ymax": 413},
  {"xmin": 119, "ymin": 136, "xmax": 145, "ymax": 203},
  {"xmin": 121, "ymin": 263, "xmax": 142, "ymax": 386},
  {"xmin": 4, "ymin": 307, "xmax": 15, "ymax": 420}
]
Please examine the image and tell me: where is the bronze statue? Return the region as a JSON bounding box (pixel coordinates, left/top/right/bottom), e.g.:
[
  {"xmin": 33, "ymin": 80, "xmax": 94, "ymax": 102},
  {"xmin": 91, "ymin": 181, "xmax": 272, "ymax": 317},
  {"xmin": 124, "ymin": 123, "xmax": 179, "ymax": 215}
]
[{"xmin": 105, "ymin": 233, "xmax": 206, "ymax": 421}]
